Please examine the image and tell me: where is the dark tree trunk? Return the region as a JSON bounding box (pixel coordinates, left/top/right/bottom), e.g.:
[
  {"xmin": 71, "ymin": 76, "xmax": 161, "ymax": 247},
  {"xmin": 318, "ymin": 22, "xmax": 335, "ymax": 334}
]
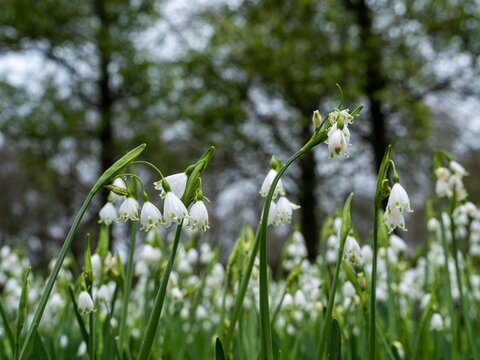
[
  {"xmin": 299, "ymin": 119, "xmax": 319, "ymax": 262},
  {"xmin": 348, "ymin": 0, "xmax": 388, "ymax": 171}
]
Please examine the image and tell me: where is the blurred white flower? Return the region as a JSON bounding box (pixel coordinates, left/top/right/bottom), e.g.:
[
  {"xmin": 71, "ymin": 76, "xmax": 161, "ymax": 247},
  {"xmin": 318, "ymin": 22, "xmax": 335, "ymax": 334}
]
[
  {"xmin": 154, "ymin": 173, "xmax": 188, "ymax": 198},
  {"xmin": 91, "ymin": 254, "xmax": 102, "ymax": 279},
  {"xmin": 98, "ymin": 202, "xmax": 117, "ymax": 226},
  {"xmin": 118, "ymin": 197, "xmax": 139, "ymax": 221},
  {"xmin": 59, "ymin": 334, "xmax": 69, "ymax": 349},
  {"xmin": 430, "ymin": 313, "xmax": 443, "ymax": 331},
  {"xmin": 260, "ymin": 169, "xmax": 285, "ymax": 199},
  {"xmin": 77, "ymin": 291, "xmax": 95, "ymax": 315},
  {"xmin": 140, "ymin": 201, "xmax": 162, "ymax": 231},
  {"xmin": 77, "ymin": 341, "xmax": 87, "ymax": 357},
  {"xmin": 343, "ymin": 236, "xmax": 362, "ymax": 266},
  {"xmin": 163, "ymin": 192, "xmax": 190, "ymax": 227}
]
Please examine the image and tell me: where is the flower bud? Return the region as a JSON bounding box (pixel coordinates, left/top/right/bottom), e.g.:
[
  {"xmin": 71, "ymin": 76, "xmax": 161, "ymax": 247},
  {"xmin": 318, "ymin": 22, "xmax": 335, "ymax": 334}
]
[{"xmin": 312, "ymin": 110, "xmax": 322, "ymax": 128}]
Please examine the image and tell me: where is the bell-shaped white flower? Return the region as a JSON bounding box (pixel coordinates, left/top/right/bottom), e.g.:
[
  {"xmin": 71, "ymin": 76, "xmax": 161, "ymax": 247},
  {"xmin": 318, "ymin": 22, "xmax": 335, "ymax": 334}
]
[
  {"xmin": 430, "ymin": 313, "xmax": 443, "ymax": 331},
  {"xmin": 389, "ymin": 234, "xmax": 407, "ymax": 253},
  {"xmin": 187, "ymin": 200, "xmax": 209, "ymax": 231},
  {"xmin": 140, "ymin": 201, "xmax": 162, "ymax": 231},
  {"xmin": 118, "ymin": 197, "xmax": 139, "ymax": 221},
  {"xmin": 98, "ymin": 202, "xmax": 117, "ymax": 226},
  {"xmin": 163, "ymin": 191, "xmax": 190, "ymax": 227},
  {"xmin": 343, "ymin": 236, "xmax": 362, "ymax": 266},
  {"xmin": 384, "ymin": 183, "xmax": 412, "ymax": 233},
  {"xmin": 77, "ymin": 291, "xmax": 95, "ymax": 315},
  {"xmin": 326, "ymin": 125, "xmax": 350, "ymax": 159},
  {"xmin": 260, "ymin": 169, "xmax": 285, "ymax": 199},
  {"xmin": 386, "ymin": 183, "xmax": 413, "ymax": 214},
  {"xmin": 449, "ymin": 161, "xmax": 467, "ymax": 177},
  {"xmin": 267, "ymin": 201, "xmax": 279, "ymax": 226},
  {"xmin": 275, "ymin": 196, "xmax": 300, "ymax": 225},
  {"xmin": 154, "ymin": 173, "xmax": 187, "ymax": 198}
]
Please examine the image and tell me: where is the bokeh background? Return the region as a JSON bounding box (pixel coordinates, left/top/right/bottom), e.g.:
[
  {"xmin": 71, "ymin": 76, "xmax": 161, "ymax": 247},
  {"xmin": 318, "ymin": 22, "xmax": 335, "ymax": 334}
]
[{"xmin": 1, "ymin": 0, "xmax": 479, "ymax": 270}]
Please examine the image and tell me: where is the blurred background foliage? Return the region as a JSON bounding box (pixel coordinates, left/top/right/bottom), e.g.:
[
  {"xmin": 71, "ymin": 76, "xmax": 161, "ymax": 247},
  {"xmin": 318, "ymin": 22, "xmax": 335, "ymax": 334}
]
[{"xmin": 0, "ymin": 0, "xmax": 479, "ymax": 269}]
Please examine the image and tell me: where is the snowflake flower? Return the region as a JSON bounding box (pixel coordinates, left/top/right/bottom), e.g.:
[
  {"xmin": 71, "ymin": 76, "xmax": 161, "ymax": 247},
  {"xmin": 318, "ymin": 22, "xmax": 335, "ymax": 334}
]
[
  {"xmin": 98, "ymin": 202, "xmax": 117, "ymax": 226},
  {"xmin": 163, "ymin": 191, "xmax": 190, "ymax": 227},
  {"xmin": 140, "ymin": 201, "xmax": 162, "ymax": 231},
  {"xmin": 154, "ymin": 173, "xmax": 187, "ymax": 198}
]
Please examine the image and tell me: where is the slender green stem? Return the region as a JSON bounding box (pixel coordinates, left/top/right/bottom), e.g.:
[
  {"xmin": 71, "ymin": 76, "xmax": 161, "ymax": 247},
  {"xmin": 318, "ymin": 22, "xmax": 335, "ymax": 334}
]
[
  {"xmin": 137, "ymin": 223, "xmax": 183, "ymax": 360},
  {"xmin": 368, "ymin": 205, "xmax": 379, "ymax": 360},
  {"xmin": 437, "ymin": 198, "xmax": 458, "ymax": 360},
  {"xmin": 315, "ymin": 237, "xmax": 344, "ymax": 360},
  {"xmin": 89, "ymin": 311, "xmax": 95, "ymax": 360},
  {"xmin": 119, "ymin": 223, "xmax": 137, "ymax": 354},
  {"xmin": 449, "ymin": 208, "xmax": 478, "ymax": 359},
  {"xmin": 259, "ymin": 150, "xmax": 304, "ymax": 360},
  {"xmin": 131, "ymin": 161, "xmax": 165, "ymax": 180},
  {"xmin": 224, "ymin": 227, "xmax": 260, "ymax": 352},
  {"xmin": 0, "ymin": 299, "xmax": 14, "ymax": 353},
  {"xmin": 18, "ymin": 191, "xmax": 95, "ymax": 360}
]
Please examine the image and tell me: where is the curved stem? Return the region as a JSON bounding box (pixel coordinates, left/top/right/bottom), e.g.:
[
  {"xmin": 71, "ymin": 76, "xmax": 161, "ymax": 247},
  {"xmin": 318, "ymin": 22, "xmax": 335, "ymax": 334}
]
[
  {"xmin": 132, "ymin": 160, "xmax": 165, "ymax": 180},
  {"xmin": 19, "ymin": 191, "xmax": 95, "ymax": 360},
  {"xmin": 115, "ymin": 173, "xmax": 146, "ymax": 195},
  {"xmin": 137, "ymin": 222, "xmax": 183, "ymax": 360}
]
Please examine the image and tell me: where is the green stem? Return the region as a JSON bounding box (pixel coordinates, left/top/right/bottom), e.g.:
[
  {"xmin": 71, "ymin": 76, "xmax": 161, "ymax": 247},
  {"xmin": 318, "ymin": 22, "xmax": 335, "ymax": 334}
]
[
  {"xmin": 315, "ymin": 237, "xmax": 344, "ymax": 360},
  {"xmin": 437, "ymin": 198, "xmax": 458, "ymax": 360},
  {"xmin": 368, "ymin": 205, "xmax": 379, "ymax": 360},
  {"xmin": 137, "ymin": 223, "xmax": 183, "ymax": 360},
  {"xmin": 0, "ymin": 299, "xmax": 14, "ymax": 353},
  {"xmin": 223, "ymin": 227, "xmax": 260, "ymax": 352},
  {"xmin": 259, "ymin": 150, "xmax": 304, "ymax": 360},
  {"xmin": 132, "ymin": 160, "xmax": 165, "ymax": 180},
  {"xmin": 449, "ymin": 208, "xmax": 478, "ymax": 359},
  {"xmin": 119, "ymin": 223, "xmax": 137, "ymax": 354},
  {"xmin": 18, "ymin": 191, "xmax": 95, "ymax": 360},
  {"xmin": 89, "ymin": 311, "xmax": 95, "ymax": 360}
]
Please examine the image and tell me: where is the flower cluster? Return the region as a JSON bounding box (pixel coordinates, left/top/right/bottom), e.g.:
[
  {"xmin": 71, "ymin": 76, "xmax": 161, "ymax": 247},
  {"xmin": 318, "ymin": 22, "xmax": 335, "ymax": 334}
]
[
  {"xmin": 435, "ymin": 160, "xmax": 468, "ymax": 200},
  {"xmin": 98, "ymin": 172, "xmax": 210, "ymax": 233}
]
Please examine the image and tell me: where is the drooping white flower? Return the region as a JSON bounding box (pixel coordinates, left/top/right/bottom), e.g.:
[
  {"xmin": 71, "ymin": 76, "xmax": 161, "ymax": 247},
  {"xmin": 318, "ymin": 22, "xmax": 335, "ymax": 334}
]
[
  {"xmin": 171, "ymin": 287, "xmax": 184, "ymax": 301},
  {"xmin": 389, "ymin": 234, "xmax": 407, "ymax": 253},
  {"xmin": 163, "ymin": 191, "xmax": 190, "ymax": 227},
  {"xmin": 59, "ymin": 334, "xmax": 69, "ymax": 349},
  {"xmin": 91, "ymin": 253, "xmax": 102, "ymax": 279},
  {"xmin": 294, "ymin": 290, "xmax": 307, "ymax": 309},
  {"xmin": 154, "ymin": 173, "xmax": 188, "ymax": 198},
  {"xmin": 140, "ymin": 201, "xmax": 162, "ymax": 231},
  {"xmin": 327, "ymin": 127, "xmax": 349, "ymax": 159},
  {"xmin": 384, "ymin": 183, "xmax": 412, "ymax": 233},
  {"xmin": 267, "ymin": 201, "xmax": 279, "ymax": 226},
  {"xmin": 449, "ymin": 161, "xmax": 467, "ymax": 177},
  {"xmin": 118, "ymin": 197, "xmax": 139, "ymax": 221},
  {"xmin": 97, "ymin": 282, "xmax": 115, "ymax": 303},
  {"xmin": 282, "ymin": 293, "xmax": 294, "ymax": 310},
  {"xmin": 98, "ymin": 202, "xmax": 117, "ymax": 226},
  {"xmin": 77, "ymin": 341, "xmax": 87, "ymax": 357},
  {"xmin": 260, "ymin": 169, "xmax": 285, "ymax": 199},
  {"xmin": 77, "ymin": 291, "xmax": 95, "ymax": 315},
  {"xmin": 275, "ymin": 196, "xmax": 300, "ymax": 225},
  {"xmin": 139, "ymin": 244, "xmax": 162, "ymax": 266},
  {"xmin": 386, "ymin": 183, "xmax": 413, "ymax": 214},
  {"xmin": 187, "ymin": 200, "xmax": 209, "ymax": 231},
  {"xmin": 343, "ymin": 236, "xmax": 362, "ymax": 266},
  {"xmin": 430, "ymin": 313, "xmax": 443, "ymax": 331},
  {"xmin": 342, "ymin": 281, "xmax": 356, "ymax": 298}
]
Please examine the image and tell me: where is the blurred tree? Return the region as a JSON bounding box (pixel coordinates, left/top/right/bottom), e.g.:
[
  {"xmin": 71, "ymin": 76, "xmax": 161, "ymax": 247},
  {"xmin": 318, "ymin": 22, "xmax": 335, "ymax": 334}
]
[
  {"xmin": 0, "ymin": 0, "xmax": 173, "ymax": 264},
  {"xmin": 172, "ymin": 0, "xmax": 479, "ymax": 260}
]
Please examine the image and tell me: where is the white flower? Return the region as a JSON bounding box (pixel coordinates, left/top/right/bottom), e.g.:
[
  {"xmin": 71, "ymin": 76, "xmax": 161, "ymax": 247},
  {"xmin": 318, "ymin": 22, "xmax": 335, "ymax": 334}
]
[
  {"xmin": 267, "ymin": 201, "xmax": 279, "ymax": 226},
  {"xmin": 430, "ymin": 313, "xmax": 443, "ymax": 331},
  {"xmin": 140, "ymin": 201, "xmax": 162, "ymax": 231},
  {"xmin": 294, "ymin": 290, "xmax": 307, "ymax": 309},
  {"xmin": 386, "ymin": 183, "xmax": 413, "ymax": 214},
  {"xmin": 154, "ymin": 173, "xmax": 187, "ymax": 198},
  {"xmin": 59, "ymin": 334, "xmax": 69, "ymax": 349},
  {"xmin": 163, "ymin": 192, "xmax": 190, "ymax": 227},
  {"xmin": 97, "ymin": 282, "xmax": 115, "ymax": 303},
  {"xmin": 449, "ymin": 161, "xmax": 466, "ymax": 177},
  {"xmin": 343, "ymin": 236, "xmax": 362, "ymax": 266},
  {"xmin": 260, "ymin": 169, "xmax": 285, "ymax": 199},
  {"xmin": 77, "ymin": 341, "xmax": 87, "ymax": 357},
  {"xmin": 118, "ymin": 197, "xmax": 139, "ymax": 221},
  {"xmin": 98, "ymin": 202, "xmax": 117, "ymax": 226},
  {"xmin": 91, "ymin": 253, "xmax": 102, "ymax": 279},
  {"xmin": 171, "ymin": 287, "xmax": 184, "ymax": 301},
  {"xmin": 186, "ymin": 200, "xmax": 209, "ymax": 231},
  {"xmin": 328, "ymin": 109, "xmax": 354, "ymax": 125},
  {"xmin": 384, "ymin": 183, "xmax": 412, "ymax": 233},
  {"xmin": 139, "ymin": 244, "xmax": 162, "ymax": 266},
  {"xmin": 77, "ymin": 291, "xmax": 95, "ymax": 315},
  {"xmin": 283, "ymin": 293, "xmax": 294, "ymax": 309},
  {"xmin": 342, "ymin": 281, "xmax": 356, "ymax": 298},
  {"xmin": 327, "ymin": 126, "xmax": 349, "ymax": 159},
  {"xmin": 389, "ymin": 234, "xmax": 407, "ymax": 253},
  {"xmin": 275, "ymin": 196, "xmax": 300, "ymax": 225}
]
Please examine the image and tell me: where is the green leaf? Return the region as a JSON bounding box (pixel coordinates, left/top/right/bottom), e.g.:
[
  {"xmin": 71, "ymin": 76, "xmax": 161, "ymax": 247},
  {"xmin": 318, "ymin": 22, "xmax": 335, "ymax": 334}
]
[
  {"xmin": 32, "ymin": 334, "xmax": 51, "ymax": 360},
  {"xmin": 215, "ymin": 338, "xmax": 226, "ymax": 360},
  {"xmin": 0, "ymin": 297, "xmax": 15, "ymax": 353},
  {"xmin": 14, "ymin": 267, "xmax": 31, "ymax": 358},
  {"xmin": 84, "ymin": 234, "xmax": 93, "ymax": 289},
  {"xmin": 95, "ymin": 224, "xmax": 110, "ymax": 261},
  {"xmin": 67, "ymin": 286, "xmax": 89, "ymax": 350},
  {"xmin": 327, "ymin": 319, "xmax": 341, "ymax": 360}
]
